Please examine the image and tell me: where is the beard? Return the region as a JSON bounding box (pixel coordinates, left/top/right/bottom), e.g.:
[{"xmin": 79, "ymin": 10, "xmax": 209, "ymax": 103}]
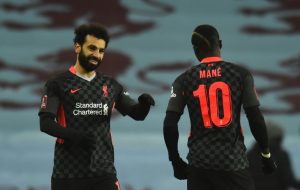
[{"xmin": 78, "ymin": 50, "xmax": 102, "ymax": 72}]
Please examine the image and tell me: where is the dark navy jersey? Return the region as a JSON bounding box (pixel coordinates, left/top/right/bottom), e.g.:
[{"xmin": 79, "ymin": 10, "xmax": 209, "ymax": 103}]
[
  {"xmin": 167, "ymin": 57, "xmax": 260, "ymax": 171},
  {"xmin": 39, "ymin": 66, "xmax": 136, "ymax": 179}
]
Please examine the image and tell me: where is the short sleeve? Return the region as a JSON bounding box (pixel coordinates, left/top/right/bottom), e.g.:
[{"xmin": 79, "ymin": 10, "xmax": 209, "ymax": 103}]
[
  {"xmin": 166, "ymin": 74, "xmax": 186, "ymax": 114},
  {"xmin": 38, "ymin": 80, "xmax": 60, "ymax": 116},
  {"xmin": 114, "ymin": 83, "xmax": 136, "ymax": 116},
  {"xmin": 242, "ymin": 71, "xmax": 260, "ymax": 108}
]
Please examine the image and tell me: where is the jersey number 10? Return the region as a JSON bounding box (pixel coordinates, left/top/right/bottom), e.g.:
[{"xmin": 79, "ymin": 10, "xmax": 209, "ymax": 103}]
[{"xmin": 193, "ymin": 81, "xmax": 232, "ymax": 128}]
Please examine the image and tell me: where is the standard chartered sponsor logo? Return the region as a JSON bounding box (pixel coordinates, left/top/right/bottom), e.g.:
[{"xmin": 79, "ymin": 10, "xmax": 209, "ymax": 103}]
[{"xmin": 73, "ymin": 102, "xmax": 109, "ymax": 116}]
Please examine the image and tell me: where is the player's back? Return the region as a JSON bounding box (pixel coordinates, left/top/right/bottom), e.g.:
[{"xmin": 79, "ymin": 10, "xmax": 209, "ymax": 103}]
[{"xmin": 182, "ymin": 59, "xmax": 251, "ymax": 171}]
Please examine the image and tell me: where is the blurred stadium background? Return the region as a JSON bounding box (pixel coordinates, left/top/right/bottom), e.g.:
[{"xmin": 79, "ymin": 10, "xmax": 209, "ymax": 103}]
[{"xmin": 0, "ymin": 0, "xmax": 300, "ymax": 189}]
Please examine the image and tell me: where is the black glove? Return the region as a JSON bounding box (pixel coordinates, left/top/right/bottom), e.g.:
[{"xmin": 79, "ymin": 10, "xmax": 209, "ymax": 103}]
[
  {"xmin": 261, "ymin": 154, "xmax": 277, "ymax": 174},
  {"xmin": 171, "ymin": 157, "xmax": 188, "ymax": 180},
  {"xmin": 138, "ymin": 93, "xmax": 155, "ymax": 106}
]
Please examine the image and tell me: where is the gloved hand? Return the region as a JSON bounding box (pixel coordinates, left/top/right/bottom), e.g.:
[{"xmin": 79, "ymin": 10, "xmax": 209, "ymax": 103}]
[
  {"xmin": 171, "ymin": 157, "xmax": 188, "ymax": 180},
  {"xmin": 138, "ymin": 93, "xmax": 155, "ymax": 106},
  {"xmin": 261, "ymin": 153, "xmax": 277, "ymax": 174}
]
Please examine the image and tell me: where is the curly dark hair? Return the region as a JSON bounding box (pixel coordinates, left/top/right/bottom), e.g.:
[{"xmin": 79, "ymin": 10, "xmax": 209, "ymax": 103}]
[{"xmin": 73, "ymin": 23, "xmax": 110, "ymax": 47}]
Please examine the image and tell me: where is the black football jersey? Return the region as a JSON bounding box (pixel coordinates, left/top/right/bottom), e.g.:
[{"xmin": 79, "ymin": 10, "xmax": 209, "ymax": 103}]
[
  {"xmin": 167, "ymin": 57, "xmax": 260, "ymax": 171},
  {"xmin": 39, "ymin": 66, "xmax": 136, "ymax": 178}
]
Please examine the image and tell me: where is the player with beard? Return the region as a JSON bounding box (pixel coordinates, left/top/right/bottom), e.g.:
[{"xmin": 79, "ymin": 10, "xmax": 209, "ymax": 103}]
[
  {"xmin": 38, "ymin": 23, "xmax": 155, "ymax": 190},
  {"xmin": 163, "ymin": 24, "xmax": 277, "ymax": 190}
]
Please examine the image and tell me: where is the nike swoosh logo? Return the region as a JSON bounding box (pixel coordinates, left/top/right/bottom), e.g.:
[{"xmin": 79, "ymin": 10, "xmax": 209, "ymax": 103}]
[{"xmin": 70, "ymin": 88, "xmax": 81, "ymax": 94}]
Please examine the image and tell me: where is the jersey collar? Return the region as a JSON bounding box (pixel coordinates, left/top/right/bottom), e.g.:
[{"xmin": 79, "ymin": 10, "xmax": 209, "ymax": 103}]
[
  {"xmin": 69, "ymin": 65, "xmax": 97, "ymax": 81},
  {"xmin": 69, "ymin": 66, "xmax": 77, "ymax": 75},
  {"xmin": 200, "ymin": 56, "xmax": 223, "ymax": 64}
]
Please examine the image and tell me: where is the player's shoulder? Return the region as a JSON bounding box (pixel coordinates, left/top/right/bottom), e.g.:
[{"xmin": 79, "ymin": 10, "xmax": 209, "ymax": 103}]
[
  {"xmin": 42, "ymin": 71, "xmax": 71, "ymax": 93},
  {"xmin": 172, "ymin": 72, "xmax": 186, "ymax": 84},
  {"xmin": 45, "ymin": 70, "xmax": 70, "ymax": 85},
  {"xmin": 97, "ymin": 72, "xmax": 116, "ymax": 82},
  {"xmin": 172, "ymin": 63, "xmax": 201, "ymax": 84},
  {"xmin": 97, "ymin": 72, "xmax": 122, "ymax": 86},
  {"xmin": 222, "ymin": 60, "xmax": 252, "ymax": 76},
  {"xmin": 97, "ymin": 72, "xmax": 113, "ymax": 80}
]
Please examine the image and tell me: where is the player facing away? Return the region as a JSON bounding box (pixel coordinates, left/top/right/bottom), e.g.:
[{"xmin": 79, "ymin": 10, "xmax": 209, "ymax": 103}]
[
  {"xmin": 163, "ymin": 24, "xmax": 277, "ymax": 190},
  {"xmin": 38, "ymin": 23, "xmax": 155, "ymax": 190}
]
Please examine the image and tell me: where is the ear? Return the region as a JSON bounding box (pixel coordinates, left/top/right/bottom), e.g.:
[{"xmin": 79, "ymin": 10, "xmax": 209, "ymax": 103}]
[
  {"xmin": 74, "ymin": 43, "xmax": 81, "ymax": 54},
  {"xmin": 219, "ymin": 40, "xmax": 222, "ymax": 49}
]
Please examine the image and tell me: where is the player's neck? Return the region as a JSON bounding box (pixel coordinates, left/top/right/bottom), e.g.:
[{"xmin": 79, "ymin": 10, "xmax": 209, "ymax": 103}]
[
  {"xmin": 74, "ymin": 62, "xmax": 96, "ymax": 78},
  {"xmin": 199, "ymin": 51, "xmax": 221, "ymax": 61}
]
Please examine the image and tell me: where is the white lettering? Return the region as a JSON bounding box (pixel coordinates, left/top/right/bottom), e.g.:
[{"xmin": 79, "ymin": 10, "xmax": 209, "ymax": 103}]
[{"xmin": 73, "ymin": 103, "xmax": 109, "ymax": 116}]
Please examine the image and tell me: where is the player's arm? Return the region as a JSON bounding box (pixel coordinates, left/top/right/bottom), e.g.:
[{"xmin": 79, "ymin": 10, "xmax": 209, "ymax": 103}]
[
  {"xmin": 163, "ymin": 74, "xmax": 188, "ymax": 180},
  {"xmin": 115, "ymin": 85, "xmax": 155, "ymax": 121},
  {"xmin": 244, "ymin": 106, "xmax": 269, "ymax": 153},
  {"xmin": 242, "ymin": 71, "xmax": 269, "ymax": 153},
  {"xmin": 242, "ymin": 71, "xmax": 276, "ymax": 174},
  {"xmin": 164, "ymin": 111, "xmax": 181, "ymax": 160},
  {"xmin": 38, "ymin": 81, "xmax": 94, "ymax": 147},
  {"xmin": 39, "ymin": 112, "xmax": 93, "ymax": 143}
]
